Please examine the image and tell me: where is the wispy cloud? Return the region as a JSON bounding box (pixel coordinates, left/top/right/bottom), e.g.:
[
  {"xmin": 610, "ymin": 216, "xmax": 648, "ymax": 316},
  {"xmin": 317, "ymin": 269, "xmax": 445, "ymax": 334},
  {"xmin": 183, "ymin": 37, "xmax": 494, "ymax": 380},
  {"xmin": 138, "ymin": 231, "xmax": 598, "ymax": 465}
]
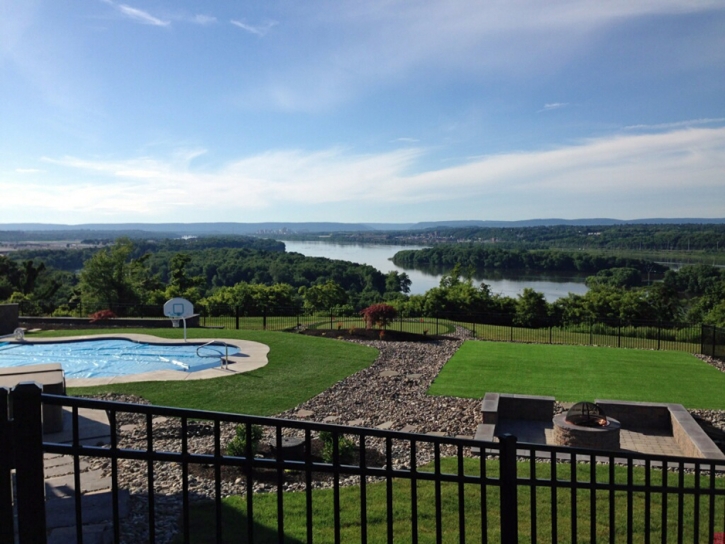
[
  {"xmin": 230, "ymin": 19, "xmax": 277, "ymax": 37},
  {"xmin": 392, "ymin": 137, "xmax": 420, "ymax": 143},
  {"xmin": 624, "ymin": 118, "xmax": 725, "ymax": 130},
  {"xmin": 191, "ymin": 15, "xmax": 217, "ymax": 26},
  {"xmin": 231, "ymin": 1, "xmax": 725, "ymax": 112},
  {"xmin": 19, "ymin": 127, "xmax": 723, "ymax": 221},
  {"xmin": 102, "ymin": 0, "xmax": 170, "ymax": 27},
  {"xmin": 539, "ymin": 103, "xmax": 568, "ymax": 112}
]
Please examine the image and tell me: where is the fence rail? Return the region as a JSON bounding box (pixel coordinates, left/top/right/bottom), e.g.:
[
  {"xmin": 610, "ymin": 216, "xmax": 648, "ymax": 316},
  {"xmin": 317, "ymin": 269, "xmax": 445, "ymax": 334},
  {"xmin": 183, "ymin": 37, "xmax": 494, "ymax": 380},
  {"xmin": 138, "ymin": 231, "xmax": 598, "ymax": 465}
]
[
  {"xmin": 20, "ymin": 302, "xmax": 725, "ymax": 355},
  {"xmin": 2, "ymin": 386, "xmax": 725, "ymax": 543}
]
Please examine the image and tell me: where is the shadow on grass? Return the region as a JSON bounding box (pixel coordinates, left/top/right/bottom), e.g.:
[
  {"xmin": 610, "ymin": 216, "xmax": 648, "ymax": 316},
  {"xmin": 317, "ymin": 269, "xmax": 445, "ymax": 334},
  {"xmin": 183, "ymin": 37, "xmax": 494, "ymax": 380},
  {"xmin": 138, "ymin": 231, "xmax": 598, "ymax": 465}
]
[{"xmin": 177, "ymin": 499, "xmax": 305, "ymax": 544}]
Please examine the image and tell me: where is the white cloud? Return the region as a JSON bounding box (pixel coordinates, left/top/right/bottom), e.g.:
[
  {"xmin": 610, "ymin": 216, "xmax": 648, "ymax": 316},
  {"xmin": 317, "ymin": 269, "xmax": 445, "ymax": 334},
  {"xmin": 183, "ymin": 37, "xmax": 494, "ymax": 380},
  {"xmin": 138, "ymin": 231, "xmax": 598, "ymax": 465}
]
[
  {"xmin": 191, "ymin": 15, "xmax": 217, "ymax": 25},
  {"xmin": 540, "ymin": 103, "xmax": 568, "ymax": 112},
  {"xmin": 102, "ymin": 1, "xmax": 170, "ymax": 27},
  {"xmin": 230, "ymin": 19, "xmax": 277, "ymax": 37},
  {"xmin": 624, "ymin": 118, "xmax": 725, "ymax": 130},
  {"xmin": 11, "ymin": 127, "xmax": 722, "ymax": 221}
]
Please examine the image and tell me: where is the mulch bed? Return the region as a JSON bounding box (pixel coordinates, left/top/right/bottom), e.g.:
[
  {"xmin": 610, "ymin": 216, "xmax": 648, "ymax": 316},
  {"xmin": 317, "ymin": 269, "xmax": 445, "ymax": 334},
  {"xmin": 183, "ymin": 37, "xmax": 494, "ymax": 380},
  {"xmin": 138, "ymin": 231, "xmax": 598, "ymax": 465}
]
[{"xmin": 294, "ymin": 327, "xmax": 451, "ymax": 342}]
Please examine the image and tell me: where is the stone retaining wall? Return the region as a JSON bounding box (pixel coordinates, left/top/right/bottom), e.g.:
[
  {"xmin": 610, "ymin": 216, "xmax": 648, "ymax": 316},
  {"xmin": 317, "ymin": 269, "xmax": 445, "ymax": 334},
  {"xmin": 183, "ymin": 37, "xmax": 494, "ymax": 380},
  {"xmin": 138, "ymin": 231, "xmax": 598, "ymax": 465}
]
[{"xmin": 19, "ymin": 314, "xmax": 200, "ymax": 330}]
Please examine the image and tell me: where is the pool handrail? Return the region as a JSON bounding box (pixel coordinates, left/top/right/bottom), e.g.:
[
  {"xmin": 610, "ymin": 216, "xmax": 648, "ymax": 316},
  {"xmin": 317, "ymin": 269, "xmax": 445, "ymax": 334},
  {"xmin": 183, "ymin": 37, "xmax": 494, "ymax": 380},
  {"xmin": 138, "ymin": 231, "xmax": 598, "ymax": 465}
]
[{"xmin": 196, "ymin": 340, "xmax": 230, "ymax": 370}]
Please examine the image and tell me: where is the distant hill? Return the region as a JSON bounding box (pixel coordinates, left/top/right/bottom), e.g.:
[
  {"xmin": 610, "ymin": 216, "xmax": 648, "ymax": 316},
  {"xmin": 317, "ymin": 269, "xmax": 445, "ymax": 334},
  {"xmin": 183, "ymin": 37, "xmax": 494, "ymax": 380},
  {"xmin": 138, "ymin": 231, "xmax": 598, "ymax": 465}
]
[
  {"xmin": 1, "ymin": 218, "xmax": 723, "ymax": 236},
  {"xmin": 406, "ymin": 218, "xmax": 725, "ymax": 230}
]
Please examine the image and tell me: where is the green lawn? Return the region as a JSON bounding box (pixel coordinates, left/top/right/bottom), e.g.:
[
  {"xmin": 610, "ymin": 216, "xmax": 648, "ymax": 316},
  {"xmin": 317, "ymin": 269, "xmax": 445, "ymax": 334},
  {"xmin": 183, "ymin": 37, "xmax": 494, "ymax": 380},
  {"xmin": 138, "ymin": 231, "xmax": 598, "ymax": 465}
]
[
  {"xmin": 178, "ymin": 458, "xmax": 725, "ymax": 543},
  {"xmin": 427, "ymin": 341, "xmax": 725, "ymax": 409},
  {"xmin": 33, "ymin": 328, "xmax": 378, "ymax": 415}
]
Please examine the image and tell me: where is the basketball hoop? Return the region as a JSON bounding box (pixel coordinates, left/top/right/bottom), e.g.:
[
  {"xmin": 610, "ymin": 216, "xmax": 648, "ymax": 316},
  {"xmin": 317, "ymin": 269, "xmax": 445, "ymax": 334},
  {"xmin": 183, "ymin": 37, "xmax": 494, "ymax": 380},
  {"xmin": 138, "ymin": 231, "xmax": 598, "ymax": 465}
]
[{"xmin": 163, "ymin": 297, "xmax": 194, "ymax": 341}]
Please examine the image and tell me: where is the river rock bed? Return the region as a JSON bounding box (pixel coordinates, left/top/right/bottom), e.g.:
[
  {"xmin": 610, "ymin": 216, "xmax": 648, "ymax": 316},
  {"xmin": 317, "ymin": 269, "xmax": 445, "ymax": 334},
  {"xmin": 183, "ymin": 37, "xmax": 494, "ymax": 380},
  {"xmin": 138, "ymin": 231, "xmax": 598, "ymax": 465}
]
[{"xmin": 81, "ymin": 336, "xmax": 725, "ymax": 544}]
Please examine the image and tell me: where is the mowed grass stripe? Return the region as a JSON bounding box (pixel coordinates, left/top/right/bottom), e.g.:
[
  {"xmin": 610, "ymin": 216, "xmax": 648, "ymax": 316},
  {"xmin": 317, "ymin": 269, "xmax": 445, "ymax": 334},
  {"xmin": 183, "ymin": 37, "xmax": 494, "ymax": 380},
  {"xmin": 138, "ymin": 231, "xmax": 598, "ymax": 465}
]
[
  {"xmin": 427, "ymin": 341, "xmax": 725, "ymax": 409},
  {"xmin": 49, "ymin": 328, "xmax": 378, "ymax": 415}
]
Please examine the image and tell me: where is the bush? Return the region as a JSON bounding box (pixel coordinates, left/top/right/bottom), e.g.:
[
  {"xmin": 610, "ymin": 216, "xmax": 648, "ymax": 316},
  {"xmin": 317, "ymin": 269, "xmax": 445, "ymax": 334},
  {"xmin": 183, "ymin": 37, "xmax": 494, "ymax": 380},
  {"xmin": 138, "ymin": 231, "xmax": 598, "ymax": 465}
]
[
  {"xmin": 227, "ymin": 424, "xmax": 263, "ymax": 457},
  {"xmin": 360, "ymin": 303, "xmax": 398, "ymax": 329},
  {"xmin": 319, "ymin": 431, "xmax": 355, "ymax": 463},
  {"xmin": 89, "ymin": 309, "xmax": 117, "ymax": 323}
]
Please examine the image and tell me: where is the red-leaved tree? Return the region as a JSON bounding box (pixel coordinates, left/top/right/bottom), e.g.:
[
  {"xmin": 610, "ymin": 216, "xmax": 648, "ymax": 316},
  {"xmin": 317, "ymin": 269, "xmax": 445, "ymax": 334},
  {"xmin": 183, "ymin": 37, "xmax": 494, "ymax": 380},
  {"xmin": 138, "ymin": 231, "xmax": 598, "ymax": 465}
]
[
  {"xmin": 360, "ymin": 303, "xmax": 397, "ymax": 330},
  {"xmin": 89, "ymin": 309, "xmax": 117, "ymax": 323}
]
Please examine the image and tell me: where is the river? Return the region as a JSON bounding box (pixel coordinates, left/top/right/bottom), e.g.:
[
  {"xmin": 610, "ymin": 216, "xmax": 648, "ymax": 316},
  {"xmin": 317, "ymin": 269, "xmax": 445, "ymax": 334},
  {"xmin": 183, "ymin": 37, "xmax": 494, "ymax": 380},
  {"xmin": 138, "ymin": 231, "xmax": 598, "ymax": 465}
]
[{"xmin": 280, "ymin": 240, "xmax": 588, "ymax": 301}]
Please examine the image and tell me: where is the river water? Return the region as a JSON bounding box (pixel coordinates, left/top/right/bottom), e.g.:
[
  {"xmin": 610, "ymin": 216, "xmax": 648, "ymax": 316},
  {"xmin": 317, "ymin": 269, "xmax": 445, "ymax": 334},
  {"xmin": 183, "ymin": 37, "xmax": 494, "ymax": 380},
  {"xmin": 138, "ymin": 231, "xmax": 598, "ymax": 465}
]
[{"xmin": 280, "ymin": 240, "xmax": 588, "ymax": 301}]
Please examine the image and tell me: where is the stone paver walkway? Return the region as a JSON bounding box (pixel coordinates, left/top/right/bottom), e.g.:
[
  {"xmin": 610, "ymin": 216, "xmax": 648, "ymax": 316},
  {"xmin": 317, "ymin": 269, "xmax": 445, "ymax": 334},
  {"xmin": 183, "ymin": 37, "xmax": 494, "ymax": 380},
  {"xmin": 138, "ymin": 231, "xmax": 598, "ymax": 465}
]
[{"xmin": 42, "ymin": 406, "xmax": 128, "ymax": 544}]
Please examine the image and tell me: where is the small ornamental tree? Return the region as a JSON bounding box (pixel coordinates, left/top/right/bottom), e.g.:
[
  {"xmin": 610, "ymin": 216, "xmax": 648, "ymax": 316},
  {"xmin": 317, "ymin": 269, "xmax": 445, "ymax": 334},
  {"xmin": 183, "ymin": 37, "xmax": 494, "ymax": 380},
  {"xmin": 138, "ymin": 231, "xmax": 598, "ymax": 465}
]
[
  {"xmin": 89, "ymin": 309, "xmax": 117, "ymax": 323},
  {"xmin": 360, "ymin": 303, "xmax": 397, "ymax": 330}
]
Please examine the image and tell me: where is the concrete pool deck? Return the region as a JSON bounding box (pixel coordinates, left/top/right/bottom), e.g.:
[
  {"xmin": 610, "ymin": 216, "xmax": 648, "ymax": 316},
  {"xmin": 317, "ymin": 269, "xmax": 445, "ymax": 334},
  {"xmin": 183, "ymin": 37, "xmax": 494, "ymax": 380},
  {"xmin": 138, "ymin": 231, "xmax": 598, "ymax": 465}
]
[{"xmin": 7, "ymin": 333, "xmax": 270, "ymax": 387}]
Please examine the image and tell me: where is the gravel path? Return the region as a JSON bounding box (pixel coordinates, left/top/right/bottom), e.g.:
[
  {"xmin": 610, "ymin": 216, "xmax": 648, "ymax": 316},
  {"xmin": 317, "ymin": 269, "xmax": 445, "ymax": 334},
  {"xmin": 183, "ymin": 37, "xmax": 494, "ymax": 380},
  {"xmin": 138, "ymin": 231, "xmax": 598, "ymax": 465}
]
[{"xmin": 83, "ymin": 332, "xmax": 725, "ymax": 543}]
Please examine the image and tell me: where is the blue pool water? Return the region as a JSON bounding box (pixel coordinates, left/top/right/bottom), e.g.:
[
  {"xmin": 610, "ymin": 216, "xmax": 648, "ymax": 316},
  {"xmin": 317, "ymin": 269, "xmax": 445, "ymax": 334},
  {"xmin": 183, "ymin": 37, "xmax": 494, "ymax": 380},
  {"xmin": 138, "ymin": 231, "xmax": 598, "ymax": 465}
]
[{"xmin": 0, "ymin": 339, "xmax": 240, "ymax": 379}]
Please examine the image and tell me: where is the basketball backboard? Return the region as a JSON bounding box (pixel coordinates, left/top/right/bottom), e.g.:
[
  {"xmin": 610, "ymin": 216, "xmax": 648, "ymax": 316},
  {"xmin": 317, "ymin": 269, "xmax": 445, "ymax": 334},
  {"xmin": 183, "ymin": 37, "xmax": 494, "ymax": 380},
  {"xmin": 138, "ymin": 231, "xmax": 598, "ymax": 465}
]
[{"xmin": 163, "ymin": 297, "xmax": 194, "ymax": 319}]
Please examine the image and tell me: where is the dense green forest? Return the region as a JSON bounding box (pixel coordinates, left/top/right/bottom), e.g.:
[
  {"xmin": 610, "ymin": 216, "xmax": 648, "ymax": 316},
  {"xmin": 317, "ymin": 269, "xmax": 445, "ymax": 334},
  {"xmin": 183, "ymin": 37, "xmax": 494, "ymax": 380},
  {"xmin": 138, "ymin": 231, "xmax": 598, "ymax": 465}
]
[
  {"xmin": 426, "ymin": 223, "xmax": 725, "ymax": 251},
  {"xmin": 276, "ymin": 223, "xmax": 725, "ymax": 256},
  {"xmin": 0, "ymin": 237, "xmax": 406, "ymax": 315},
  {"xmin": 1, "ymin": 235, "xmax": 724, "ymax": 328},
  {"xmin": 392, "ymin": 245, "xmax": 669, "ymax": 275}
]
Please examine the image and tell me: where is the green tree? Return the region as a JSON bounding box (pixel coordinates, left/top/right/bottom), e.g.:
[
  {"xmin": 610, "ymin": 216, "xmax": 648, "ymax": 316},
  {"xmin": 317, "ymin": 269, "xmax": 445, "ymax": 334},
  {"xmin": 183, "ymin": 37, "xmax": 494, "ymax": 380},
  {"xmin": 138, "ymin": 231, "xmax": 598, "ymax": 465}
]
[
  {"xmin": 514, "ymin": 288, "xmax": 549, "ymax": 327},
  {"xmin": 78, "ymin": 238, "xmax": 152, "ymax": 314},
  {"xmin": 384, "ymin": 271, "xmax": 411, "ymax": 294},
  {"xmin": 299, "ymin": 280, "xmax": 348, "ymax": 312}
]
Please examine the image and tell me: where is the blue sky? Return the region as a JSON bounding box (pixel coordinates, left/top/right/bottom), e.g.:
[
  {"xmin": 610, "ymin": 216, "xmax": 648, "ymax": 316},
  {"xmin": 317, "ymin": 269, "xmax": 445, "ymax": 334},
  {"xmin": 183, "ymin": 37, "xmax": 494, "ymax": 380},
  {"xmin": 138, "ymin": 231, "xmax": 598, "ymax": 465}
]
[{"xmin": 1, "ymin": 1, "xmax": 724, "ymax": 224}]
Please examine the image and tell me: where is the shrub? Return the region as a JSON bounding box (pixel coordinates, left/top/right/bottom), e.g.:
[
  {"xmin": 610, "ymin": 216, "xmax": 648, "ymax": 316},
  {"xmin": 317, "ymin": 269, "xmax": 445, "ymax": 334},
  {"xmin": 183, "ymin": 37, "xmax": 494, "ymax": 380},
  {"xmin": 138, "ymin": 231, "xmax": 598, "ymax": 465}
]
[
  {"xmin": 360, "ymin": 303, "xmax": 398, "ymax": 330},
  {"xmin": 319, "ymin": 431, "xmax": 355, "ymax": 463},
  {"xmin": 89, "ymin": 309, "xmax": 117, "ymax": 323},
  {"xmin": 227, "ymin": 424, "xmax": 263, "ymax": 457}
]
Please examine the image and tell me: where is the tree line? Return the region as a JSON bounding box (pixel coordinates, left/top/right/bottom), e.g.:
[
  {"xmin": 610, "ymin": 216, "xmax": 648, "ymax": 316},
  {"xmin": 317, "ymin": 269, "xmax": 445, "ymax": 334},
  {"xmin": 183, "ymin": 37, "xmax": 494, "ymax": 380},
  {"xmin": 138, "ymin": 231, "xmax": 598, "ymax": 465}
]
[
  {"xmin": 392, "ymin": 245, "xmax": 668, "ymax": 274},
  {"xmin": 1, "ymin": 237, "xmax": 724, "ymax": 328}
]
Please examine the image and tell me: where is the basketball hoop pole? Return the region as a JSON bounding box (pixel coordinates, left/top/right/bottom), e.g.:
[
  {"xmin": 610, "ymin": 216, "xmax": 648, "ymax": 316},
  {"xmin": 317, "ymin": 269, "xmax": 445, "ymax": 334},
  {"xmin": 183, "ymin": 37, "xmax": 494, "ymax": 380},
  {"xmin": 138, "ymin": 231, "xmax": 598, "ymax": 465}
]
[{"xmin": 180, "ymin": 317, "xmax": 187, "ymax": 341}]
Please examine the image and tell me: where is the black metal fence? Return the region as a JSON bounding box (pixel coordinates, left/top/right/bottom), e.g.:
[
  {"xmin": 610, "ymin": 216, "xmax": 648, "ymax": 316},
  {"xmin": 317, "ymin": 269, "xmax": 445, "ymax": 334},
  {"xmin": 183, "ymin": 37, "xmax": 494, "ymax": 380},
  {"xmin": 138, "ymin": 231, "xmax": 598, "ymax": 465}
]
[
  {"xmin": 193, "ymin": 306, "xmax": 710, "ymax": 355},
  {"xmin": 20, "ymin": 301, "xmax": 725, "ymax": 355},
  {"xmin": 2, "ymin": 385, "xmax": 725, "ymax": 543}
]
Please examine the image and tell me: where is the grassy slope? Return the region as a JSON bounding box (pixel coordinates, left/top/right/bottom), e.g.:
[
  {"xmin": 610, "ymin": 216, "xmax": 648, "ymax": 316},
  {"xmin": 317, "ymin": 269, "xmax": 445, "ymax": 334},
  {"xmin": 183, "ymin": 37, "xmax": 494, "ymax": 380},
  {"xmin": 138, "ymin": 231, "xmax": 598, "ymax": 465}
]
[
  {"xmin": 39, "ymin": 328, "xmax": 378, "ymax": 415},
  {"xmin": 427, "ymin": 341, "xmax": 725, "ymax": 409}
]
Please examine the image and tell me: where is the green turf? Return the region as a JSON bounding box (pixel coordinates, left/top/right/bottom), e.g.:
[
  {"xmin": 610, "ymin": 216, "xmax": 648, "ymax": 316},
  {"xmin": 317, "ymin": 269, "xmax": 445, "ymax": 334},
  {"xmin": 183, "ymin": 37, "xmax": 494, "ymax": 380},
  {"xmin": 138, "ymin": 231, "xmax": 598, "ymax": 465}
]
[
  {"xmin": 178, "ymin": 458, "xmax": 725, "ymax": 543},
  {"xmin": 427, "ymin": 341, "xmax": 725, "ymax": 409},
  {"xmin": 36, "ymin": 328, "xmax": 378, "ymax": 415}
]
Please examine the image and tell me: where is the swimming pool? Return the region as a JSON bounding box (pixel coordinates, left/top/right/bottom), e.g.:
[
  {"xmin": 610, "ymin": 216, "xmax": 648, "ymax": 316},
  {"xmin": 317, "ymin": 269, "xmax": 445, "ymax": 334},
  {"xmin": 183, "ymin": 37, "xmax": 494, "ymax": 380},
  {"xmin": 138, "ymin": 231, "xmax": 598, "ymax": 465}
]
[{"xmin": 0, "ymin": 339, "xmax": 241, "ymax": 379}]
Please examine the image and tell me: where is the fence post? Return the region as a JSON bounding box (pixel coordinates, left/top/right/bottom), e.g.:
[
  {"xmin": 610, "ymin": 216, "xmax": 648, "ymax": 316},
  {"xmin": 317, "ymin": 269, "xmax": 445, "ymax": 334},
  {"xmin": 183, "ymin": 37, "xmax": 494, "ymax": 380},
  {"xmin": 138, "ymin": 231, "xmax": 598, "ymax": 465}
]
[
  {"xmin": 235, "ymin": 306, "xmax": 240, "ymax": 330},
  {"xmin": 618, "ymin": 319, "xmax": 621, "ymax": 348},
  {"xmin": 589, "ymin": 319, "xmax": 593, "ymax": 346},
  {"xmin": 0, "ymin": 387, "xmax": 15, "ymax": 544},
  {"xmin": 700, "ymin": 324, "xmax": 706, "ymax": 355},
  {"xmin": 499, "ymin": 434, "xmax": 519, "ymax": 544},
  {"xmin": 657, "ymin": 323, "xmax": 661, "ymax": 351},
  {"xmin": 263, "ymin": 307, "xmax": 267, "ymax": 331},
  {"xmin": 712, "ymin": 325, "xmax": 717, "ymax": 357},
  {"xmin": 12, "ymin": 382, "xmax": 47, "ymax": 544}
]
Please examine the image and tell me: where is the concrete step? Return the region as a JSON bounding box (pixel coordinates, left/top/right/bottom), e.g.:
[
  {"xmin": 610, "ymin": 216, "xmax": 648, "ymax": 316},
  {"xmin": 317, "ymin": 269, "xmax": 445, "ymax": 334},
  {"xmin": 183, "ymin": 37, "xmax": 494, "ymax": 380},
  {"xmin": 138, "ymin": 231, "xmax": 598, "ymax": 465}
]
[{"xmin": 45, "ymin": 470, "xmax": 111, "ymax": 499}]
